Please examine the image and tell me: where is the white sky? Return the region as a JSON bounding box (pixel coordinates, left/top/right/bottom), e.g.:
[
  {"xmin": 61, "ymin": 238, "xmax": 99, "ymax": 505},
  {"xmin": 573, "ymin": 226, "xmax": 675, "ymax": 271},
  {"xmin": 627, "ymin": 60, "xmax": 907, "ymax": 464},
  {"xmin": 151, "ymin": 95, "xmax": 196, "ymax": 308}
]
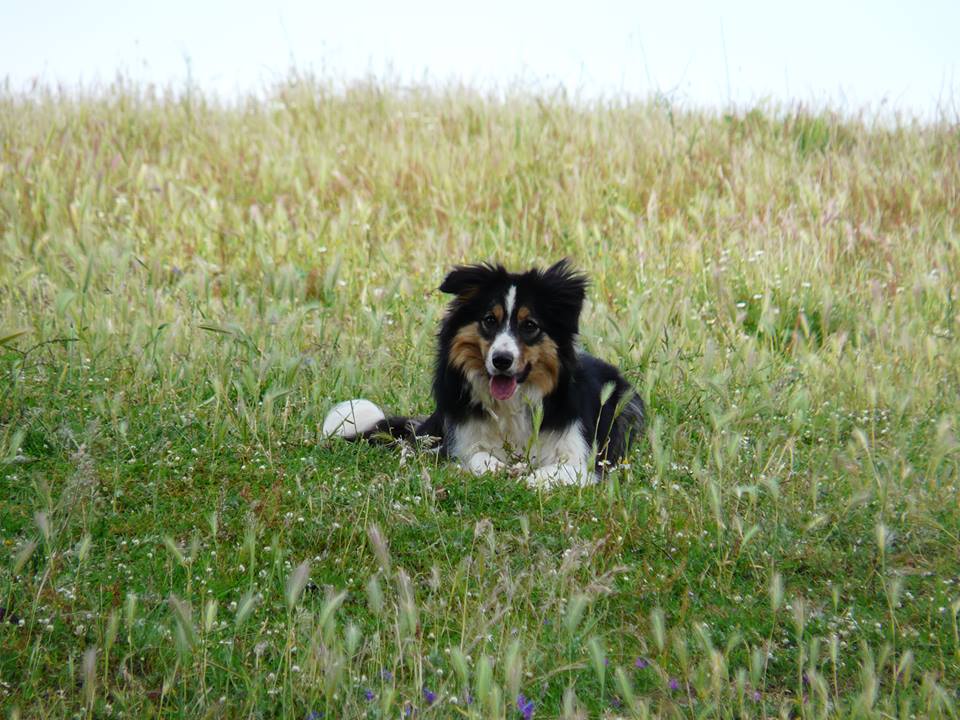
[{"xmin": 2, "ymin": 0, "xmax": 958, "ymax": 118}]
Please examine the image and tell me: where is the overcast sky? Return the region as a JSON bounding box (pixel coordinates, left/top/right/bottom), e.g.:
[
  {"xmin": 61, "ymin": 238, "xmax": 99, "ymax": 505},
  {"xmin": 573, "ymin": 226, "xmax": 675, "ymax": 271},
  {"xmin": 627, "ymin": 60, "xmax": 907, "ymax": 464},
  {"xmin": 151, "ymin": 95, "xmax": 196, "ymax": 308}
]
[{"xmin": 2, "ymin": 0, "xmax": 958, "ymax": 118}]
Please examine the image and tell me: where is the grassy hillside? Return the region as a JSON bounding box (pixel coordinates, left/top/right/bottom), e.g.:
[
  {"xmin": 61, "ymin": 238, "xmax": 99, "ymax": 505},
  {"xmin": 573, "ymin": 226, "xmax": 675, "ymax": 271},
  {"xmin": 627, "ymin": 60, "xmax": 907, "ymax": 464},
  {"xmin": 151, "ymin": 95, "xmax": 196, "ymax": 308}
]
[{"xmin": 1, "ymin": 79, "xmax": 958, "ymax": 718}]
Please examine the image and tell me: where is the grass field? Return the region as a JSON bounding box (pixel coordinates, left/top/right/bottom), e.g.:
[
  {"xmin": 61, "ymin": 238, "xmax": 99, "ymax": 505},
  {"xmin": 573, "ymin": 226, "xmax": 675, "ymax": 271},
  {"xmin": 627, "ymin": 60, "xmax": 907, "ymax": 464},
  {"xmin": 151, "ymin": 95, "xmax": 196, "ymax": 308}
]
[{"xmin": 1, "ymin": 78, "xmax": 959, "ymax": 718}]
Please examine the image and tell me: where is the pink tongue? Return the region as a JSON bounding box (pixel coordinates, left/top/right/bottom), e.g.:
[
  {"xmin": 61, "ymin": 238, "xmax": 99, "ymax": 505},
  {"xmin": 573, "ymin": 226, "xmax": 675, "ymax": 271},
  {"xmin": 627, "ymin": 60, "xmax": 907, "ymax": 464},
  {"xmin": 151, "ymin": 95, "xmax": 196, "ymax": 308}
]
[{"xmin": 490, "ymin": 375, "xmax": 518, "ymax": 401}]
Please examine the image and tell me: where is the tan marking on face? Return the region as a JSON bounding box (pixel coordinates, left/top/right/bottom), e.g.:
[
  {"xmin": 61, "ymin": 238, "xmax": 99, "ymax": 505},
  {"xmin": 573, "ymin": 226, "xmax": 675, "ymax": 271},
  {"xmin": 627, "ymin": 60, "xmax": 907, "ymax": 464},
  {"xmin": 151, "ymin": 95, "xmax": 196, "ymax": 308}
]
[
  {"xmin": 521, "ymin": 335, "xmax": 560, "ymax": 395},
  {"xmin": 450, "ymin": 323, "xmax": 490, "ymax": 376},
  {"xmin": 491, "ymin": 304, "xmax": 505, "ymax": 322},
  {"xmin": 517, "ymin": 306, "xmax": 531, "ymax": 323}
]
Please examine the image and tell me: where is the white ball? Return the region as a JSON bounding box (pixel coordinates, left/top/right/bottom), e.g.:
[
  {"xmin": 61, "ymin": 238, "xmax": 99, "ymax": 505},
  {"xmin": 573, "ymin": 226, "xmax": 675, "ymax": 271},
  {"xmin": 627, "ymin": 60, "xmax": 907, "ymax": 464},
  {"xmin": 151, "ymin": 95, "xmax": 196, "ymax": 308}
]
[{"xmin": 322, "ymin": 399, "xmax": 385, "ymax": 439}]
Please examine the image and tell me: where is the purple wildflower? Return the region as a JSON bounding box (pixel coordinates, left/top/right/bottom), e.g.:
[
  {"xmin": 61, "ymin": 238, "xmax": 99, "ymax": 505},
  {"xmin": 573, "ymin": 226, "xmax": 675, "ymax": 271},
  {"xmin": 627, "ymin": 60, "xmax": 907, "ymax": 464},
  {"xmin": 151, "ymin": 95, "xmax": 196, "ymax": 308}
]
[
  {"xmin": 517, "ymin": 693, "xmax": 535, "ymax": 720},
  {"xmin": 752, "ymin": 690, "xmax": 762, "ymax": 702},
  {"xmin": 364, "ymin": 689, "xmax": 375, "ymax": 701},
  {"xmin": 305, "ymin": 713, "xmax": 323, "ymax": 720},
  {"xmin": 381, "ymin": 669, "xmax": 394, "ymax": 681},
  {"xmin": 634, "ymin": 657, "xmax": 649, "ymax": 669},
  {"xmin": 668, "ymin": 678, "xmax": 680, "ymax": 691},
  {"xmin": 423, "ymin": 688, "xmax": 436, "ymax": 706}
]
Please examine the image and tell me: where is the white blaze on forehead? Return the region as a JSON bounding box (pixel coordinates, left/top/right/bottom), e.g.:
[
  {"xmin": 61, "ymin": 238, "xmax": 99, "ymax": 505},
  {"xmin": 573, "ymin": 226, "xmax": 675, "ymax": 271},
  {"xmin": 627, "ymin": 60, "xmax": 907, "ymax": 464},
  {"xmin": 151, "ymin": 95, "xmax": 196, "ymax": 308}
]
[
  {"xmin": 504, "ymin": 285, "xmax": 517, "ymax": 318},
  {"xmin": 485, "ymin": 284, "xmax": 521, "ymax": 376}
]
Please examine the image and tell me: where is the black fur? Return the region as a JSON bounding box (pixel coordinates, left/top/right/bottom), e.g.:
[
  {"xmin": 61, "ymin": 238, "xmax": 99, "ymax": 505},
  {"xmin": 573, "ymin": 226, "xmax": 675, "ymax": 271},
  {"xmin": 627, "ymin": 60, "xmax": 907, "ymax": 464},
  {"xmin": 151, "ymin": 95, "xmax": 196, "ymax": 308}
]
[{"xmin": 363, "ymin": 260, "xmax": 644, "ymax": 473}]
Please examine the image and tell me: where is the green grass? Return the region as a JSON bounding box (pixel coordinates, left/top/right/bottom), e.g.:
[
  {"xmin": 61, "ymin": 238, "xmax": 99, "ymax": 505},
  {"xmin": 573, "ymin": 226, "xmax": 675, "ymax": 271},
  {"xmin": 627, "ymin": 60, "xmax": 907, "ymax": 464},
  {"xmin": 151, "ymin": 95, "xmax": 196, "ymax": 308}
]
[{"xmin": 1, "ymin": 77, "xmax": 959, "ymax": 718}]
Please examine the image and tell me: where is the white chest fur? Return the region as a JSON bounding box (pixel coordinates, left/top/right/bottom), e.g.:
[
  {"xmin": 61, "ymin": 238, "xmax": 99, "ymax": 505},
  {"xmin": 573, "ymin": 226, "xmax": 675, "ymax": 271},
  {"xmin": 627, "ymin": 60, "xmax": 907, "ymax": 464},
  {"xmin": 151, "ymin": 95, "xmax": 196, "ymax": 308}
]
[
  {"xmin": 450, "ymin": 383, "xmax": 594, "ymax": 487},
  {"xmin": 452, "ymin": 378, "xmax": 542, "ymax": 460},
  {"xmin": 452, "ymin": 404, "xmax": 535, "ymax": 461}
]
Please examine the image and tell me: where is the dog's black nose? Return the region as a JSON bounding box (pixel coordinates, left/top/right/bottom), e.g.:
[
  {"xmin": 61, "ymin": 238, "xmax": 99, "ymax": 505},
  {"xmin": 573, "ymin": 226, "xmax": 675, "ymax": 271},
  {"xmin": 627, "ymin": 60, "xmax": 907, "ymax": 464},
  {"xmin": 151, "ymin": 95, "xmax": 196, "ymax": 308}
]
[{"xmin": 492, "ymin": 353, "xmax": 514, "ymax": 371}]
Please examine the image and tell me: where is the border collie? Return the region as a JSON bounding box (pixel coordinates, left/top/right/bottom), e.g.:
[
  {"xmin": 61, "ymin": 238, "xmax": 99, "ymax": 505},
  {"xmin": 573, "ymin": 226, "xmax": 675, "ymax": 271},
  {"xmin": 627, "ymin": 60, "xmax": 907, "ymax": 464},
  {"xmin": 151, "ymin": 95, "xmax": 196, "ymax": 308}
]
[{"xmin": 323, "ymin": 260, "xmax": 644, "ymax": 488}]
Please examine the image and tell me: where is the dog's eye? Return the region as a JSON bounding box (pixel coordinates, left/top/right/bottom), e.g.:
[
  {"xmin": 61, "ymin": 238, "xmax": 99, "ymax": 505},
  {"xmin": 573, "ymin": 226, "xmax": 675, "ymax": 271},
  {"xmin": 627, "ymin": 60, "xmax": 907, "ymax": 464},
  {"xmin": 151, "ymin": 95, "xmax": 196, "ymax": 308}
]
[
  {"xmin": 482, "ymin": 314, "xmax": 498, "ymax": 329},
  {"xmin": 521, "ymin": 319, "xmax": 539, "ymax": 334}
]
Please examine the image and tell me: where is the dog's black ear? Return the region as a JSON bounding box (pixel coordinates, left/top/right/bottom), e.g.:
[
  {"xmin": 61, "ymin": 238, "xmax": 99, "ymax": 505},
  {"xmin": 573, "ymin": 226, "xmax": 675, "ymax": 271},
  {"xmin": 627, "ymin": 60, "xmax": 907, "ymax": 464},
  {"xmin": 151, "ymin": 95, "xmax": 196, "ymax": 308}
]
[
  {"xmin": 541, "ymin": 259, "xmax": 588, "ymax": 318},
  {"xmin": 439, "ymin": 263, "xmax": 504, "ymax": 296}
]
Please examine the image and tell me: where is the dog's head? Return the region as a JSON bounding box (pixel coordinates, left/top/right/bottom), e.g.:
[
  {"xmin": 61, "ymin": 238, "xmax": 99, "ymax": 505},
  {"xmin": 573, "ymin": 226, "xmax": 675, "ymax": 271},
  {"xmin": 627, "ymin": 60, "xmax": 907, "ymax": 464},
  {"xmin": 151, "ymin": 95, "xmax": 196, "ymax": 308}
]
[{"xmin": 438, "ymin": 259, "xmax": 587, "ymax": 402}]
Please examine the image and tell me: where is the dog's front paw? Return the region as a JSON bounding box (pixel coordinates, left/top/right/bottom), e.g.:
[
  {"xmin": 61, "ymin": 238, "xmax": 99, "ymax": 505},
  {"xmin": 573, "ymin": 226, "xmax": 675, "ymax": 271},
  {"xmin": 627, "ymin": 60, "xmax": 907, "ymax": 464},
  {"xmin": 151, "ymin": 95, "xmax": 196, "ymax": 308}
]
[
  {"xmin": 523, "ymin": 463, "xmax": 595, "ymax": 489},
  {"xmin": 464, "ymin": 452, "xmax": 507, "ymax": 475}
]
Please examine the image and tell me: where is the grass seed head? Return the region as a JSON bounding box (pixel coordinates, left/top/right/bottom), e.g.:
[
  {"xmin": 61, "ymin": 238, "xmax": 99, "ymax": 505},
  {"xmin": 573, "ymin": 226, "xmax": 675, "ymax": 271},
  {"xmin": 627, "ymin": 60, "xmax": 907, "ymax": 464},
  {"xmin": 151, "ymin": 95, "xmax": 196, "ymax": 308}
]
[
  {"xmin": 366, "ymin": 524, "xmax": 392, "ymax": 575},
  {"xmin": 82, "ymin": 646, "xmax": 97, "ymax": 708},
  {"xmin": 650, "ymin": 607, "xmax": 666, "ymax": 653},
  {"xmin": 235, "ymin": 591, "xmax": 257, "ymax": 628},
  {"xmin": 564, "ymin": 594, "xmax": 589, "ymax": 637},
  {"xmin": 366, "ymin": 575, "xmax": 384, "ymax": 616},
  {"xmin": 769, "ymin": 572, "xmax": 784, "ymax": 612},
  {"xmin": 285, "ymin": 560, "xmax": 311, "ymax": 611}
]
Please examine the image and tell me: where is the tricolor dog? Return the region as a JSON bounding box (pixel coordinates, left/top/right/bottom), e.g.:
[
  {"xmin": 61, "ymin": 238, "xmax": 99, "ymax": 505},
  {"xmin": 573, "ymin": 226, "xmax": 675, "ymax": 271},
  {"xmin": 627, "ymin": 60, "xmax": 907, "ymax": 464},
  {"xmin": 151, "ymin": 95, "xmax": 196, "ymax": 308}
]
[{"xmin": 323, "ymin": 260, "xmax": 644, "ymax": 488}]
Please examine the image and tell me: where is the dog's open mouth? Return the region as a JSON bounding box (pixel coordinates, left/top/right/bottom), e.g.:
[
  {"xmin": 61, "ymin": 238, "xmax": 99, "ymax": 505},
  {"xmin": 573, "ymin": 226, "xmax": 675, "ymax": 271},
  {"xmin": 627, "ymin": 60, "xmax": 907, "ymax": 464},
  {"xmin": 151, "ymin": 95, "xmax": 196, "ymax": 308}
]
[
  {"xmin": 489, "ymin": 374, "xmax": 517, "ymax": 401},
  {"xmin": 489, "ymin": 364, "xmax": 532, "ymax": 401}
]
